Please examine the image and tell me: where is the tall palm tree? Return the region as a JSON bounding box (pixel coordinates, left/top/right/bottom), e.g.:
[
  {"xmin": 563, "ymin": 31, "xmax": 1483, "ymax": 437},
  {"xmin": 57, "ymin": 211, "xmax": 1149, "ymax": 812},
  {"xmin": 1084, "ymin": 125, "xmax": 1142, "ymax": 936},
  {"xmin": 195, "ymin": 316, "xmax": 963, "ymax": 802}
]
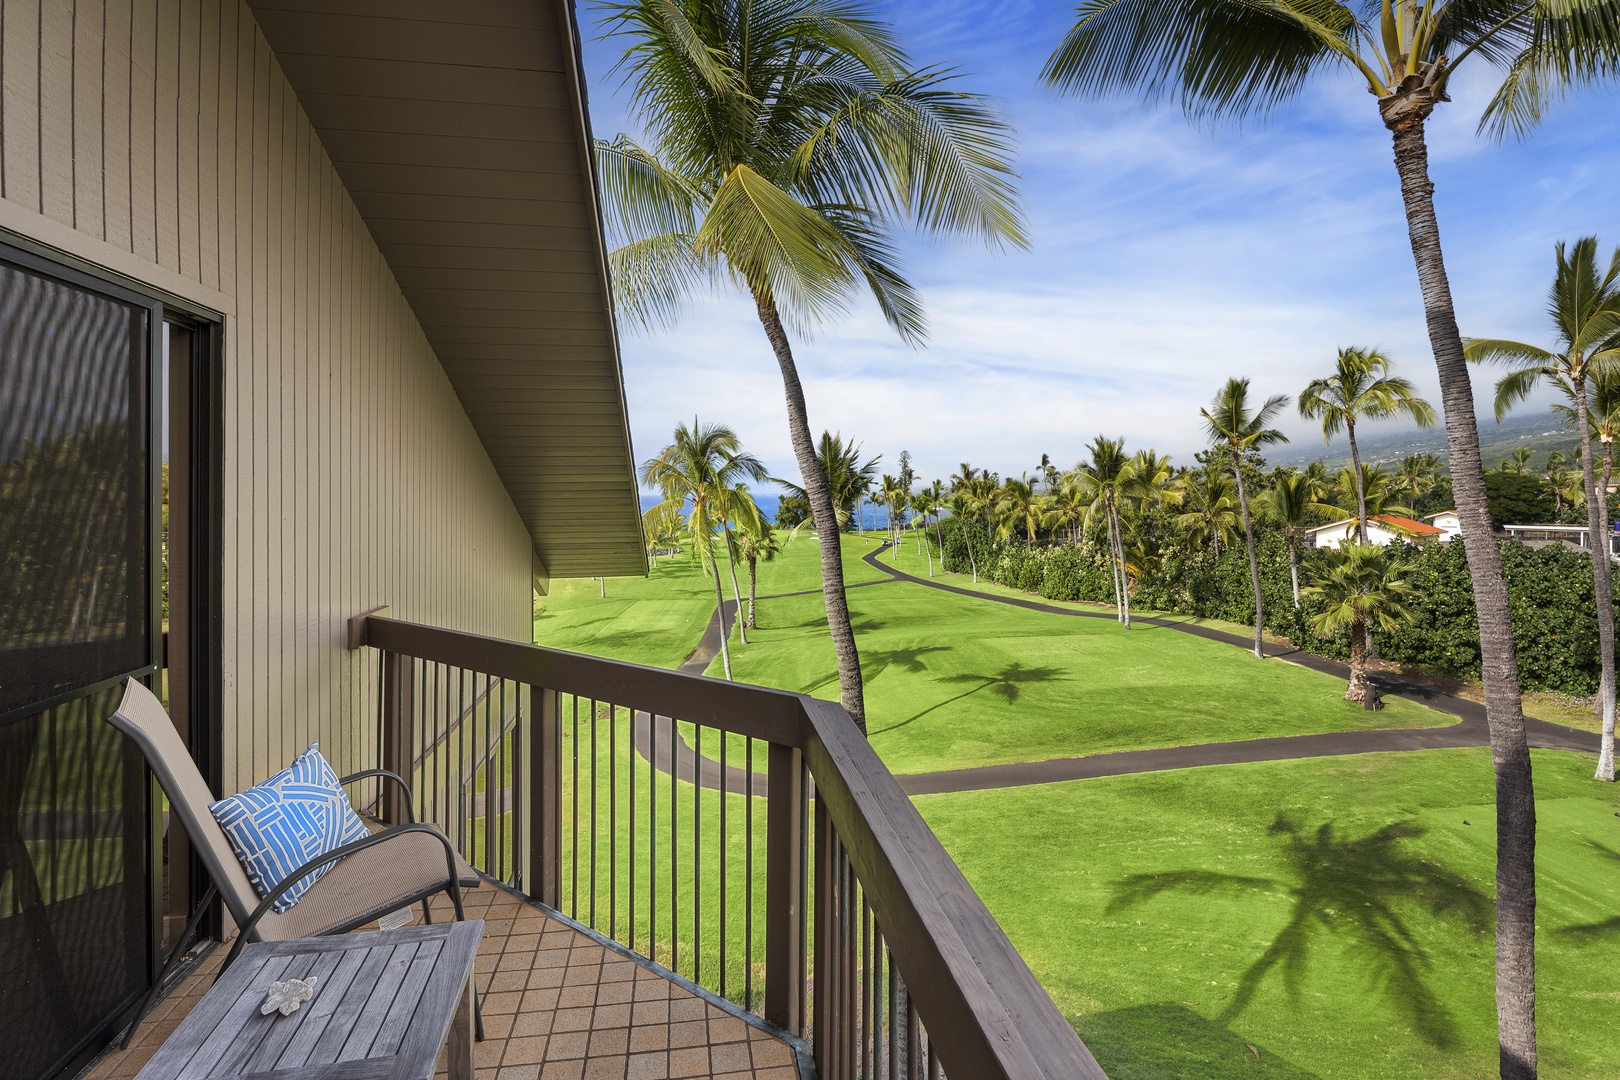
[
  {"xmin": 925, "ymin": 480, "xmax": 948, "ymax": 566},
  {"xmin": 641, "ymin": 501, "xmax": 685, "ymax": 567},
  {"xmin": 996, "ymin": 476, "xmax": 1042, "ymax": 549},
  {"xmin": 641, "ymin": 420, "xmax": 767, "ymax": 680},
  {"xmin": 1202, "ymin": 378, "xmax": 1290, "ymax": 660},
  {"xmin": 1045, "ymin": 9, "xmax": 1620, "ymax": 1068},
  {"xmin": 1175, "ymin": 468, "xmax": 1240, "ymax": 557},
  {"xmin": 1262, "ymin": 471, "xmax": 1315, "ymax": 607},
  {"xmin": 879, "ymin": 475, "xmax": 905, "ymax": 551},
  {"xmin": 1299, "ymin": 347, "xmax": 1437, "ymax": 541},
  {"xmin": 715, "ymin": 482, "xmax": 765, "ymax": 644},
  {"xmin": 1069, "ymin": 437, "xmax": 1136, "ymax": 626},
  {"xmin": 1468, "ymin": 237, "xmax": 1620, "ymax": 784},
  {"xmin": 946, "ymin": 489, "xmax": 982, "ymax": 582},
  {"xmin": 1303, "ymin": 542, "xmax": 1418, "ymax": 710},
  {"xmin": 736, "ymin": 519, "xmax": 796, "ymax": 629},
  {"xmin": 910, "ymin": 489, "xmax": 936, "ymax": 575},
  {"xmin": 599, "ymin": 0, "xmax": 1025, "ymax": 734}
]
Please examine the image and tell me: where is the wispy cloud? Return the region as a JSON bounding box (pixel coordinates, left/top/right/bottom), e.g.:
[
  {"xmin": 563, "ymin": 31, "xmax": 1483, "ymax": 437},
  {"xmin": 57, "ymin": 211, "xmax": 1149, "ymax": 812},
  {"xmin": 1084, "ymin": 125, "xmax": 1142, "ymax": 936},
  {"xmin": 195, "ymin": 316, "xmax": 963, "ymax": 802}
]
[{"xmin": 580, "ymin": 3, "xmax": 1620, "ymax": 488}]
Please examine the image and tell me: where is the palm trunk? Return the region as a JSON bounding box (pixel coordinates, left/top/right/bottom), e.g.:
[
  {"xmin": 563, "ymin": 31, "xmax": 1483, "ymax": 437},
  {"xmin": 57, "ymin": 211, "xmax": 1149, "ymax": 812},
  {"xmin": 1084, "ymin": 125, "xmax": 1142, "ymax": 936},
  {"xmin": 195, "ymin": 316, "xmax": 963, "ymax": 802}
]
[
  {"xmin": 1230, "ymin": 459, "xmax": 1265, "ymax": 660},
  {"xmin": 1386, "ymin": 104, "xmax": 1535, "ymax": 1078},
  {"xmin": 857, "ymin": 495, "xmax": 866, "ymax": 544},
  {"xmin": 753, "ymin": 290, "xmax": 866, "ymax": 732},
  {"xmin": 923, "ymin": 516, "xmax": 934, "ymax": 576},
  {"xmin": 1573, "ymin": 376, "xmax": 1616, "ymax": 781},
  {"xmin": 1348, "ymin": 419, "xmax": 1368, "ymax": 543},
  {"xmin": 1112, "ymin": 504, "xmax": 1131, "ymax": 629},
  {"xmin": 934, "ymin": 512, "xmax": 946, "ymax": 572},
  {"xmin": 721, "ymin": 523, "xmax": 749, "ymax": 644},
  {"xmin": 1288, "ymin": 531, "xmax": 1301, "ymax": 608},
  {"xmin": 1346, "ymin": 619, "xmax": 1369, "ymax": 703},
  {"xmin": 747, "ymin": 553, "xmax": 758, "ymax": 630},
  {"xmin": 710, "ymin": 554, "xmax": 733, "ymax": 681},
  {"xmin": 964, "ymin": 520, "xmax": 979, "ymax": 583}
]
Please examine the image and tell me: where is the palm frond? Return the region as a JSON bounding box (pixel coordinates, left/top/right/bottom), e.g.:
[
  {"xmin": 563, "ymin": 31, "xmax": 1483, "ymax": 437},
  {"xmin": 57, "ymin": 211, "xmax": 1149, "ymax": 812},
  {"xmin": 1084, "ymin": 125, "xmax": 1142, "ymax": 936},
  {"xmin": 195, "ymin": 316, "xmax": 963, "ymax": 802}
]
[
  {"xmin": 608, "ymin": 233, "xmax": 716, "ymax": 330},
  {"xmin": 1494, "ymin": 366, "xmax": 1547, "ymax": 420},
  {"xmin": 1462, "ymin": 336, "xmax": 1559, "ymax": 366},
  {"xmin": 1042, "ymin": 0, "xmax": 1366, "ymax": 121}
]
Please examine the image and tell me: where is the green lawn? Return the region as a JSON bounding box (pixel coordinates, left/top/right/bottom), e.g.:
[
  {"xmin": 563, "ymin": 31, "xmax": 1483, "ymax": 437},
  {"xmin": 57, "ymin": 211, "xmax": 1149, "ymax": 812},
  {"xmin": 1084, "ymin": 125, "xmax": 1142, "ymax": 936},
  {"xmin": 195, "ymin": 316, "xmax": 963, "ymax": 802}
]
[
  {"xmin": 534, "ymin": 531, "xmax": 887, "ymax": 669},
  {"xmin": 715, "ymin": 577, "xmax": 1447, "ymax": 776},
  {"xmin": 916, "ymin": 748, "xmax": 1620, "ymax": 1080}
]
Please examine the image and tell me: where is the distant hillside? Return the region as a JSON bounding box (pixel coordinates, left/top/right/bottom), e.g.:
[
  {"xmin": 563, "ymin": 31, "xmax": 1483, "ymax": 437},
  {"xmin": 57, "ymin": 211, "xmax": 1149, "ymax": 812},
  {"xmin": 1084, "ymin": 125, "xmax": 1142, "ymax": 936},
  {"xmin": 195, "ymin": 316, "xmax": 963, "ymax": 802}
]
[{"xmin": 1271, "ymin": 410, "xmax": 1580, "ymax": 473}]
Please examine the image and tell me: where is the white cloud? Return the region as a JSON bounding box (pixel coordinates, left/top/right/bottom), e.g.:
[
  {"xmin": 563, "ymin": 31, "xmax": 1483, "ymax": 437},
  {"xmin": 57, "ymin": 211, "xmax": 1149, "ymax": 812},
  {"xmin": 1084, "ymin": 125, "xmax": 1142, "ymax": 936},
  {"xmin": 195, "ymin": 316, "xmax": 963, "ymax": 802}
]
[{"xmin": 584, "ymin": 2, "xmax": 1619, "ymax": 492}]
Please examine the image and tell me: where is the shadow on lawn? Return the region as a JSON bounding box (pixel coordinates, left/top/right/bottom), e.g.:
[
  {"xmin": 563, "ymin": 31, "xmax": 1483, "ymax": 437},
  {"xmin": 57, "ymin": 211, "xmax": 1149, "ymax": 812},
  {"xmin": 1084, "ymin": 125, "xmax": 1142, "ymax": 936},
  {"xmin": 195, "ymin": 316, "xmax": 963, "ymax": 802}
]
[
  {"xmin": 1107, "ymin": 816, "xmax": 1489, "ymax": 1050},
  {"xmin": 869, "ymin": 661, "xmax": 1064, "ymax": 736},
  {"xmin": 1076, "ymin": 1003, "xmax": 1321, "ymax": 1079}
]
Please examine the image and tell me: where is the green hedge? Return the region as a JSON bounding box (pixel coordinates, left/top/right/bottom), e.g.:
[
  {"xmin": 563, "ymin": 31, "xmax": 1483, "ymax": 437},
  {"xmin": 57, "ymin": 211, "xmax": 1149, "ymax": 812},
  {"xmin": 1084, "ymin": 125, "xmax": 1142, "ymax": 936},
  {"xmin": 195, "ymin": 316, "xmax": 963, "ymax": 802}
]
[{"xmin": 935, "ymin": 516, "xmax": 1614, "ymax": 695}]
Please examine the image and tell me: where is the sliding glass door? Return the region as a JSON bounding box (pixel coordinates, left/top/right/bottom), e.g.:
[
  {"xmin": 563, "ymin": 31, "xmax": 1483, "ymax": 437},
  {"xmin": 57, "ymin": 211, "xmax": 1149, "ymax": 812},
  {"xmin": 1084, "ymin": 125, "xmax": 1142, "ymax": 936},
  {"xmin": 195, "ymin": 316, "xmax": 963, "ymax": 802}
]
[{"xmin": 0, "ymin": 246, "xmax": 163, "ymax": 1080}]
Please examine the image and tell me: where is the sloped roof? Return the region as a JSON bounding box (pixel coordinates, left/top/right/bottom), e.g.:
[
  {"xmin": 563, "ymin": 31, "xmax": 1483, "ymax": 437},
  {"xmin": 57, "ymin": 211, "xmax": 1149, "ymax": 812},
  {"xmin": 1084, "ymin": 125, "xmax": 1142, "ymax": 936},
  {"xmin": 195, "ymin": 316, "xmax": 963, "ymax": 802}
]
[
  {"xmin": 249, "ymin": 0, "xmax": 645, "ymax": 581},
  {"xmin": 1373, "ymin": 515, "xmax": 1444, "ymax": 536}
]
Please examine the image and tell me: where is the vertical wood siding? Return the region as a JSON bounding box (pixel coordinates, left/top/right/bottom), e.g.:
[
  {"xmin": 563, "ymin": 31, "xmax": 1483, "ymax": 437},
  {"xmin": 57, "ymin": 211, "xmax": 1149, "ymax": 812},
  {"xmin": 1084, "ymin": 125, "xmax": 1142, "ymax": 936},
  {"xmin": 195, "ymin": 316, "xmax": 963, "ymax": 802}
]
[{"xmin": 1, "ymin": 0, "xmax": 536, "ymax": 792}]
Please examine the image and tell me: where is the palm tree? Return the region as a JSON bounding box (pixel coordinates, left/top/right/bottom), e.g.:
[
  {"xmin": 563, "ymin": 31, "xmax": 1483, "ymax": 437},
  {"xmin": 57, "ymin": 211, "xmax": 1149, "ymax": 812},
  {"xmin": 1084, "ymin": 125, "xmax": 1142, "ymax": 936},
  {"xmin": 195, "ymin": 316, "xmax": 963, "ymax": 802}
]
[
  {"xmin": 1175, "ymin": 468, "xmax": 1240, "ymax": 557},
  {"xmin": 1468, "ymin": 237, "xmax": 1620, "ymax": 784},
  {"xmin": 641, "ymin": 420, "xmax": 767, "ymax": 680},
  {"xmin": 1543, "ymin": 452, "xmax": 1571, "ymax": 516},
  {"xmin": 1044, "ymin": 8, "xmax": 1620, "ymax": 1065},
  {"xmin": 1327, "ymin": 464, "xmax": 1416, "ymax": 523},
  {"xmin": 1552, "ymin": 367, "xmax": 1620, "ymax": 520},
  {"xmin": 641, "ymin": 501, "xmax": 685, "ymax": 567},
  {"xmin": 1069, "ymin": 437, "xmax": 1136, "ymax": 626},
  {"xmin": 1202, "ymin": 378, "xmax": 1290, "ymax": 659},
  {"xmin": 1396, "ymin": 453, "xmax": 1442, "ymax": 504},
  {"xmin": 1500, "ymin": 447, "xmax": 1536, "ymax": 474},
  {"xmin": 1303, "ymin": 543, "xmax": 1418, "ymax": 710},
  {"xmin": 599, "ymin": 0, "xmax": 1026, "ymax": 734},
  {"xmin": 736, "ymin": 519, "xmax": 796, "ymax": 629},
  {"xmin": 996, "ymin": 476, "xmax": 1042, "ymax": 549},
  {"xmin": 946, "ymin": 488, "xmax": 982, "ymax": 582},
  {"xmin": 1262, "ymin": 472, "xmax": 1315, "ymax": 607},
  {"xmin": 925, "ymin": 480, "xmax": 948, "ymax": 567},
  {"xmin": 715, "ymin": 482, "xmax": 765, "ymax": 644},
  {"xmin": 910, "ymin": 490, "xmax": 935, "ymax": 575},
  {"xmin": 1299, "ymin": 347, "xmax": 1437, "ymax": 542},
  {"xmin": 879, "ymin": 475, "xmax": 905, "ymax": 551}
]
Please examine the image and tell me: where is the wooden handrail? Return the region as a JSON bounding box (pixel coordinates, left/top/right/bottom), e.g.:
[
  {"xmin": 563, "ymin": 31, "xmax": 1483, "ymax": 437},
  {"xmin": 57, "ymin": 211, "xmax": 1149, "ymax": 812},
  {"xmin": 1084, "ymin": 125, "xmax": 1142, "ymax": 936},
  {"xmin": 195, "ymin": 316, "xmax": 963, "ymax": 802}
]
[{"xmin": 355, "ymin": 612, "xmax": 1104, "ymax": 1080}]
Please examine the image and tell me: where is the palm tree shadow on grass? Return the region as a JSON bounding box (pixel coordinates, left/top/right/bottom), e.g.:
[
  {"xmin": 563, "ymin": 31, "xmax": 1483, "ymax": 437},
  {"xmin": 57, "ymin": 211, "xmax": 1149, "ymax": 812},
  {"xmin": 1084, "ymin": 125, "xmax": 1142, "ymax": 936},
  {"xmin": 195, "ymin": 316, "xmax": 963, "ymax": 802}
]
[
  {"xmin": 869, "ymin": 661, "xmax": 1065, "ymax": 736},
  {"xmin": 1107, "ymin": 815, "xmax": 1489, "ymax": 1050}
]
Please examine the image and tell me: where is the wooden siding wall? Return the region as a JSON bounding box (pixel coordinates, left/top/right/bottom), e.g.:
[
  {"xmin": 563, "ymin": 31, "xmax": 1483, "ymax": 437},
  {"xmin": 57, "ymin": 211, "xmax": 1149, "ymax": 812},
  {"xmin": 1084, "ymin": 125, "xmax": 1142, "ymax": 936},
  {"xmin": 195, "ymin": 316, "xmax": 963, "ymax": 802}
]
[{"xmin": 0, "ymin": 0, "xmax": 535, "ymax": 791}]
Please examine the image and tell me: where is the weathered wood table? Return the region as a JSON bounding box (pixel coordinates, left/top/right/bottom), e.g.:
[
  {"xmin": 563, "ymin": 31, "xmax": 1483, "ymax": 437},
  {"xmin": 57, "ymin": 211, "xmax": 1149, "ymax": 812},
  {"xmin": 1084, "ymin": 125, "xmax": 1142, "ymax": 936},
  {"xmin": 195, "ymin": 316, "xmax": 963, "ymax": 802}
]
[{"xmin": 135, "ymin": 921, "xmax": 482, "ymax": 1080}]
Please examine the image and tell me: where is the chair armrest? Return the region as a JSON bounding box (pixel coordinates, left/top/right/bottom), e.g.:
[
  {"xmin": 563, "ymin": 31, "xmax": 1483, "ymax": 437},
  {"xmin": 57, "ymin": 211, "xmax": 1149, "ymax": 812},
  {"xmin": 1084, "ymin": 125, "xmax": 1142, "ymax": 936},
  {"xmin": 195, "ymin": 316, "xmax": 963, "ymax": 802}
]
[
  {"xmin": 237, "ymin": 823, "xmax": 459, "ymax": 945},
  {"xmin": 337, "ymin": 769, "xmax": 415, "ymax": 823}
]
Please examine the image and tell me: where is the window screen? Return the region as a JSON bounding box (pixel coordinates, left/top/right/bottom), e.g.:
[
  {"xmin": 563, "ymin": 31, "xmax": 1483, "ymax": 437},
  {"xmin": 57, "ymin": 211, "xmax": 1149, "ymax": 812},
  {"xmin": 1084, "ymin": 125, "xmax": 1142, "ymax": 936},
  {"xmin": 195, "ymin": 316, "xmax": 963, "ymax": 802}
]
[{"xmin": 0, "ymin": 254, "xmax": 156, "ymax": 1080}]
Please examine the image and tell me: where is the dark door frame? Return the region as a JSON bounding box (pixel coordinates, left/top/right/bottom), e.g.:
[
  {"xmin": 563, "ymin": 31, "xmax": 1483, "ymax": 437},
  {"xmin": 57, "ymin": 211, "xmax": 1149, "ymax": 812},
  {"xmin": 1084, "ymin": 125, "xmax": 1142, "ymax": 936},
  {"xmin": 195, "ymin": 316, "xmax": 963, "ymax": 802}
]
[{"xmin": 0, "ymin": 235, "xmax": 225, "ymax": 1077}]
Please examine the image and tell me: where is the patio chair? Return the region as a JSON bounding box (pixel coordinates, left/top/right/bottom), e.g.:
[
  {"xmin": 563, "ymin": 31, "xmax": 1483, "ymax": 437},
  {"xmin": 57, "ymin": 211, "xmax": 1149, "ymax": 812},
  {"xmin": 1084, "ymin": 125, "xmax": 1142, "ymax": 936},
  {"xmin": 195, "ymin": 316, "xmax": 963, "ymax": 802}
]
[{"xmin": 107, "ymin": 678, "xmax": 484, "ymax": 1046}]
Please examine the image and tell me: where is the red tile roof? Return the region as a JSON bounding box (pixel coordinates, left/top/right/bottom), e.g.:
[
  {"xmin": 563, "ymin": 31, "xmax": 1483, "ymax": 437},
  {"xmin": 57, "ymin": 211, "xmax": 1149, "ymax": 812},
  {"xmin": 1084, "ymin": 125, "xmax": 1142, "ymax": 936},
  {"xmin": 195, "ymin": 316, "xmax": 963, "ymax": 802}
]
[{"xmin": 1374, "ymin": 514, "xmax": 1444, "ymax": 536}]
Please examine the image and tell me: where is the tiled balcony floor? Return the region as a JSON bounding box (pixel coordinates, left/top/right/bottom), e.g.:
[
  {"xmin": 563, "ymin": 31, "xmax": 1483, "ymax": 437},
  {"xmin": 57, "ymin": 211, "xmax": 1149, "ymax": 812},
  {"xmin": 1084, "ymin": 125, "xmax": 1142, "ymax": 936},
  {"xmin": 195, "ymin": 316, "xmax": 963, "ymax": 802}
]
[{"xmin": 83, "ymin": 885, "xmax": 804, "ymax": 1080}]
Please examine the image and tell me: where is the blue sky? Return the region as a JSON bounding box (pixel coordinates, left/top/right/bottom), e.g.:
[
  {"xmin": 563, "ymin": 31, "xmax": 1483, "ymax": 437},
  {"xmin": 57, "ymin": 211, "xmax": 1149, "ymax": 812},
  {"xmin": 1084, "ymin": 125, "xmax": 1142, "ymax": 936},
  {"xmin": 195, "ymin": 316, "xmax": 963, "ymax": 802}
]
[{"xmin": 577, "ymin": 2, "xmax": 1620, "ymax": 490}]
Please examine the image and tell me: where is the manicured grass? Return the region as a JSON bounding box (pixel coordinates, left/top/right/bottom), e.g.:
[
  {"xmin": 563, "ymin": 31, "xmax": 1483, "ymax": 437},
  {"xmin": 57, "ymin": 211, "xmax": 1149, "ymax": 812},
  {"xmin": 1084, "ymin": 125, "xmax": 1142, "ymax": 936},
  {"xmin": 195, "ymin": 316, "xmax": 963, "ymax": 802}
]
[
  {"xmin": 715, "ymin": 579, "xmax": 1447, "ymax": 776},
  {"xmin": 915, "ymin": 748, "xmax": 1620, "ymax": 1079},
  {"xmin": 533, "ymin": 531, "xmax": 888, "ymax": 669}
]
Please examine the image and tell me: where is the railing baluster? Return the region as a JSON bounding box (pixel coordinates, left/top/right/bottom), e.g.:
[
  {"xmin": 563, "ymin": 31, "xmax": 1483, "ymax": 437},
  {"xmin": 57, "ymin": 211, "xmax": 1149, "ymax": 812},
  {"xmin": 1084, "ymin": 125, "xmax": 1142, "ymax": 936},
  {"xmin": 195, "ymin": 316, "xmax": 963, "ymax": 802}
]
[
  {"xmin": 718, "ymin": 728, "xmax": 728, "ymax": 1002},
  {"xmin": 570, "ymin": 693, "xmax": 579, "ymax": 919},
  {"xmin": 669, "ymin": 714, "xmax": 678, "ymax": 974},
  {"xmin": 767, "ymin": 743, "xmax": 805, "ymax": 1035},
  {"xmin": 744, "ymin": 736, "xmax": 754, "ymax": 1013},
  {"xmin": 609, "ymin": 702, "xmax": 617, "ymax": 941},
  {"xmin": 629, "ymin": 706, "xmax": 638, "ymax": 954},
  {"xmin": 693, "ymin": 723, "xmax": 701, "ymax": 986},
  {"xmin": 590, "ymin": 697, "xmax": 598, "ymax": 929}
]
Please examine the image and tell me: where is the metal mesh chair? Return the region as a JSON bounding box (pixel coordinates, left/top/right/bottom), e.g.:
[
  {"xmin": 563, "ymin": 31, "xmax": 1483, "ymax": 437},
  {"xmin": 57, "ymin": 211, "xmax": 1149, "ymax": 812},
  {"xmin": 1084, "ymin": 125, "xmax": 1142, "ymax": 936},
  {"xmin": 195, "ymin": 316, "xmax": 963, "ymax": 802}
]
[{"xmin": 106, "ymin": 678, "xmax": 483, "ymax": 1046}]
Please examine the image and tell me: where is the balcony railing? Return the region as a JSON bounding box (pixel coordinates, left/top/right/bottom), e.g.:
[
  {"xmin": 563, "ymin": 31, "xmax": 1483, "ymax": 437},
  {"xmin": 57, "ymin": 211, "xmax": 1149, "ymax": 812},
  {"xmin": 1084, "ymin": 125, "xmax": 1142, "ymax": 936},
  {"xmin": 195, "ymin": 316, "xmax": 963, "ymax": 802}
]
[{"xmin": 350, "ymin": 612, "xmax": 1104, "ymax": 1080}]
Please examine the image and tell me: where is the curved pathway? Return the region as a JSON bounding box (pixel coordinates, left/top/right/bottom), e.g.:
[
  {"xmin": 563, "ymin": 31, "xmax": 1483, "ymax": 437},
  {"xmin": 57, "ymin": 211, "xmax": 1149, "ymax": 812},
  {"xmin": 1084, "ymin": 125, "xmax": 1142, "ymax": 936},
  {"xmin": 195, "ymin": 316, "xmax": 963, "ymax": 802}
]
[{"xmin": 626, "ymin": 541, "xmax": 1598, "ymax": 798}]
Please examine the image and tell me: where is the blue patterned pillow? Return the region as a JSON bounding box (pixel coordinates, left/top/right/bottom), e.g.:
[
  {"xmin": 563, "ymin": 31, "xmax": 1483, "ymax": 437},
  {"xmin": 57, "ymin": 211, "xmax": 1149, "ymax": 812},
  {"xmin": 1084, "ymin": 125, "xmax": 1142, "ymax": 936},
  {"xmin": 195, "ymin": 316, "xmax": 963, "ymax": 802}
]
[{"xmin": 209, "ymin": 744, "xmax": 369, "ymax": 913}]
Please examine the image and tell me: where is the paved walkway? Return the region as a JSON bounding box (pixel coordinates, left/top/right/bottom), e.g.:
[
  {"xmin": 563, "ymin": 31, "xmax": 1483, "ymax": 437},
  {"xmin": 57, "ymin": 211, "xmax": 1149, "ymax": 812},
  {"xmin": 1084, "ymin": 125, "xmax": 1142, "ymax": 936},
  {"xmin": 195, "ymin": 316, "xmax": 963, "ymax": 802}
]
[{"xmin": 623, "ymin": 542, "xmax": 1598, "ymax": 797}]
